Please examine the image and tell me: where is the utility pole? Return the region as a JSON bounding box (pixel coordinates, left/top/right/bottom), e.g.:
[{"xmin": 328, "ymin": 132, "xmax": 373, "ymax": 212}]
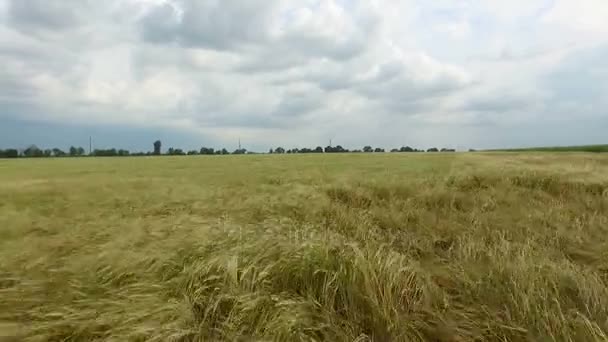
[{"xmin": 329, "ymin": 139, "xmax": 332, "ymax": 147}]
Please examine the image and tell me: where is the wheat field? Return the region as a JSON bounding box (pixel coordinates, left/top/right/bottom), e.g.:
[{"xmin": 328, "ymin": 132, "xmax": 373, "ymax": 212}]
[{"xmin": 1, "ymin": 153, "xmax": 608, "ymax": 341}]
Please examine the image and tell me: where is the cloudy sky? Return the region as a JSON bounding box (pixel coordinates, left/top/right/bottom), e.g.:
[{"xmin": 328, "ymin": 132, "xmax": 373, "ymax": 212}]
[{"xmin": 1, "ymin": 0, "xmax": 607, "ymax": 152}]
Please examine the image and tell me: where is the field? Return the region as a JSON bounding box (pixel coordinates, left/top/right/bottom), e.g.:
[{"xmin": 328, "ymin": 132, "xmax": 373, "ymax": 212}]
[
  {"xmin": 489, "ymin": 145, "xmax": 608, "ymax": 153},
  {"xmin": 1, "ymin": 153, "xmax": 608, "ymax": 341}
]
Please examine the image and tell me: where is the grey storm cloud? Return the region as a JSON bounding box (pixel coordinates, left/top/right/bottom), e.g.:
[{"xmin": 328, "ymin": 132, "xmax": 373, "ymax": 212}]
[
  {"xmin": 139, "ymin": 0, "xmax": 280, "ymax": 49},
  {"xmin": 7, "ymin": 0, "xmax": 85, "ymax": 31},
  {"xmin": 544, "ymin": 44, "xmax": 608, "ymax": 103},
  {"xmin": 1, "ymin": 0, "xmax": 608, "ymax": 150}
]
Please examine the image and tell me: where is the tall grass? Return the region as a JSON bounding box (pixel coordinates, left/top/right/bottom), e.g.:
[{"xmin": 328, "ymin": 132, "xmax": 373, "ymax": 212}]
[{"xmin": 1, "ymin": 153, "xmax": 608, "ymax": 341}]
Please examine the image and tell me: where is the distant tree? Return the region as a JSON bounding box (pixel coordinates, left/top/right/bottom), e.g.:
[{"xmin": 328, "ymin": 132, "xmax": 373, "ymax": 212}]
[
  {"xmin": 215, "ymin": 150, "xmax": 222, "ymax": 155},
  {"xmin": 1, "ymin": 149, "xmax": 19, "ymax": 158},
  {"xmin": 232, "ymin": 148, "xmax": 247, "ymax": 155},
  {"xmin": 269, "ymin": 148, "xmax": 274, "ymax": 154},
  {"xmin": 427, "ymin": 148, "xmax": 439, "ymax": 152},
  {"xmin": 314, "ymin": 146, "xmax": 324, "ymax": 153},
  {"xmin": 469, "ymin": 149, "xmax": 477, "ymax": 152},
  {"xmin": 200, "ymin": 147, "xmax": 215, "ymax": 155},
  {"xmin": 52, "ymin": 148, "xmax": 66, "ymax": 157},
  {"xmin": 275, "ymin": 147, "xmax": 285, "ymax": 154},
  {"xmin": 118, "ymin": 149, "xmax": 130, "ymax": 156},
  {"xmin": 43, "ymin": 149, "xmax": 52, "ymax": 157},
  {"xmin": 187, "ymin": 150, "xmax": 199, "ymax": 155},
  {"xmin": 93, "ymin": 148, "xmax": 118, "ymax": 157},
  {"xmin": 325, "ymin": 145, "xmax": 347, "ymax": 153},
  {"xmin": 352, "ymin": 149, "xmax": 362, "ymax": 153},
  {"xmin": 69, "ymin": 146, "xmax": 77, "ymax": 156},
  {"xmin": 390, "ymin": 148, "xmax": 399, "ymax": 153},
  {"xmin": 153, "ymin": 140, "xmax": 162, "ymax": 155},
  {"xmin": 363, "ymin": 146, "xmax": 373, "ymax": 153},
  {"xmin": 374, "ymin": 148, "xmax": 385, "ymax": 153},
  {"xmin": 440, "ymin": 148, "xmax": 456, "ymax": 152},
  {"xmin": 167, "ymin": 148, "xmax": 185, "ymax": 155},
  {"xmin": 23, "ymin": 145, "xmax": 43, "ymax": 158},
  {"xmin": 221, "ymin": 148, "xmax": 229, "ymax": 155},
  {"xmin": 76, "ymin": 147, "xmax": 85, "ymax": 156}
]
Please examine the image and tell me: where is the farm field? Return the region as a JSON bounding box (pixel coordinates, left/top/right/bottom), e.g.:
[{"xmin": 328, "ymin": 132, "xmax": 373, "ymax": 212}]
[
  {"xmin": 490, "ymin": 145, "xmax": 608, "ymax": 153},
  {"xmin": 1, "ymin": 153, "xmax": 608, "ymax": 341}
]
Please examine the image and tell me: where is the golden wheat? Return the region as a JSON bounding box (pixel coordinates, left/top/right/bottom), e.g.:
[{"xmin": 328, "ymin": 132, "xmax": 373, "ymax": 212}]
[{"xmin": 1, "ymin": 153, "xmax": 607, "ymax": 341}]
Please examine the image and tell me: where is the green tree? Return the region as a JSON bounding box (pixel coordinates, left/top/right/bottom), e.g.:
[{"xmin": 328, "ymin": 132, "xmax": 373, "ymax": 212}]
[
  {"xmin": 363, "ymin": 146, "xmax": 373, "ymax": 153},
  {"xmin": 200, "ymin": 147, "xmax": 215, "ymax": 155},
  {"xmin": 24, "ymin": 145, "xmax": 43, "ymax": 158},
  {"xmin": 153, "ymin": 140, "xmax": 162, "ymax": 155},
  {"xmin": 52, "ymin": 148, "xmax": 66, "ymax": 157},
  {"xmin": 5, "ymin": 149, "xmax": 19, "ymax": 158},
  {"xmin": 93, "ymin": 149, "xmax": 118, "ymax": 157}
]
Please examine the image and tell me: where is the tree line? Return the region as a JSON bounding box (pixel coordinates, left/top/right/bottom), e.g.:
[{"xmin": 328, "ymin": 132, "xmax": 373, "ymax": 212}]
[{"xmin": 0, "ymin": 140, "xmax": 458, "ymax": 158}]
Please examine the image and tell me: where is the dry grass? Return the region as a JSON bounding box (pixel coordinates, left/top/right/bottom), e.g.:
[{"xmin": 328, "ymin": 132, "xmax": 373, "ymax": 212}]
[{"xmin": 1, "ymin": 153, "xmax": 608, "ymax": 341}]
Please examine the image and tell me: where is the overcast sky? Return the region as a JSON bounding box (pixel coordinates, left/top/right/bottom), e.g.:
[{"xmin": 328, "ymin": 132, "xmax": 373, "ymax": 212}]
[{"xmin": 1, "ymin": 0, "xmax": 607, "ymax": 152}]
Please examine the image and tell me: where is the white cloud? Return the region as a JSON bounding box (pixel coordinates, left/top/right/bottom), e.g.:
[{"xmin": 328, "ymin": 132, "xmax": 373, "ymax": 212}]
[
  {"xmin": 542, "ymin": 0, "xmax": 608, "ymax": 34},
  {"xmin": 1, "ymin": 0, "xmax": 608, "ymax": 150}
]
